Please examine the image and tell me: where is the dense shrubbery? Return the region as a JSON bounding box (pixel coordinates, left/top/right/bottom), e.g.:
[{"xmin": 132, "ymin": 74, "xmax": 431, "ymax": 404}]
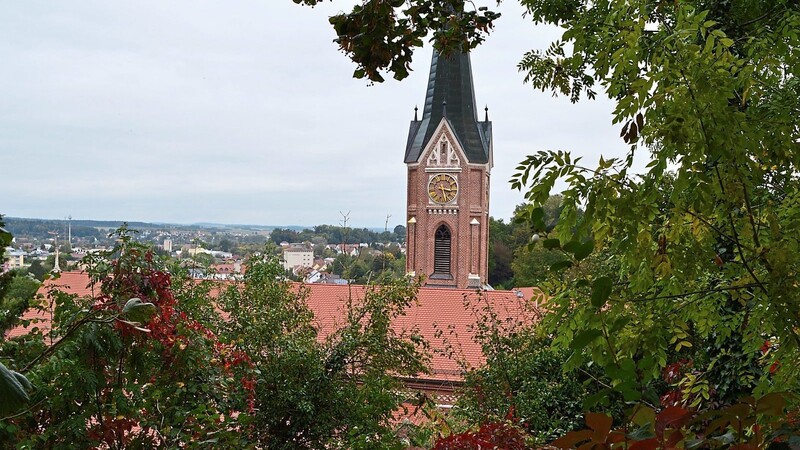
[{"xmin": 0, "ymin": 227, "xmax": 428, "ymax": 448}]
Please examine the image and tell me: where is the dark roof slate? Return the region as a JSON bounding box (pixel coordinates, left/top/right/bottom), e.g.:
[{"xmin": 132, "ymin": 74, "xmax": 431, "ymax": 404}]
[{"xmin": 405, "ymin": 50, "xmax": 491, "ymax": 164}]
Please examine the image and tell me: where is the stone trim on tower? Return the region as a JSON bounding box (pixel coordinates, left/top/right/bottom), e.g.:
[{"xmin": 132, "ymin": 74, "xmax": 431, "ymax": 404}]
[{"xmin": 404, "ymin": 49, "xmax": 493, "ymax": 289}]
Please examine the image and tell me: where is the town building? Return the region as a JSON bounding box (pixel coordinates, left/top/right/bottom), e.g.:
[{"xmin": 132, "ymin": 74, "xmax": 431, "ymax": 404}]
[
  {"xmin": 3, "ymin": 247, "xmax": 25, "ymax": 271},
  {"xmin": 404, "ymin": 49, "xmax": 492, "ymax": 289},
  {"xmin": 282, "ymin": 244, "xmax": 313, "ymax": 271}
]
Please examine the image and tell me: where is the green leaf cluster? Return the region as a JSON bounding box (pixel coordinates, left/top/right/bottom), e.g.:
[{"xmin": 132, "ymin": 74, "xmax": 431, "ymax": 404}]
[
  {"xmin": 0, "ymin": 228, "xmax": 252, "ymax": 448},
  {"xmin": 294, "ymin": 0, "xmax": 501, "ymax": 82},
  {"xmin": 509, "ymin": 0, "xmax": 800, "ymax": 409},
  {"xmin": 218, "ymin": 254, "xmax": 428, "ymax": 449}
]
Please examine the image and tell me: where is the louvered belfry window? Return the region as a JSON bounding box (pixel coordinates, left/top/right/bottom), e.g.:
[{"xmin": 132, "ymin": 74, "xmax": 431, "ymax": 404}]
[{"xmin": 434, "ymin": 225, "xmax": 451, "ymax": 274}]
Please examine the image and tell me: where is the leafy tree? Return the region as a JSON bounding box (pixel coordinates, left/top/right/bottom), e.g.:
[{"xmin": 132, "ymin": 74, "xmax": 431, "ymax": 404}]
[
  {"xmin": 0, "ymin": 272, "xmax": 40, "ymax": 332},
  {"xmin": 394, "ymin": 224, "xmax": 406, "ymax": 241},
  {"xmin": 42, "ymin": 253, "xmax": 69, "ymax": 273},
  {"xmin": 294, "ymin": 0, "xmax": 500, "ymax": 82},
  {"xmin": 217, "ymin": 237, "xmax": 234, "ymax": 253},
  {"xmin": 488, "ymin": 196, "xmax": 565, "ymax": 288},
  {"xmin": 297, "ymin": 0, "xmax": 800, "ymax": 443},
  {"xmin": 0, "ymin": 215, "xmax": 15, "ymax": 313},
  {"xmin": 445, "ymin": 292, "xmax": 623, "ymax": 446},
  {"xmin": 487, "ymin": 218, "xmax": 516, "ymax": 288},
  {"xmin": 346, "ymin": 259, "xmax": 371, "ymax": 283},
  {"xmin": 190, "ymin": 251, "xmax": 214, "ymax": 267},
  {"xmin": 307, "ymin": 0, "xmax": 799, "ymax": 409},
  {"xmin": 218, "ymin": 255, "xmax": 428, "ymax": 448},
  {"xmin": 370, "ymin": 251, "xmax": 394, "ymax": 274},
  {"xmin": 26, "ymin": 260, "xmax": 46, "ymax": 281},
  {"xmin": 269, "ymin": 227, "xmax": 299, "ymax": 245},
  {"xmin": 508, "ymin": 0, "xmax": 800, "ymax": 406},
  {"xmin": 510, "ymin": 195, "xmax": 574, "ymax": 287},
  {"xmin": 0, "ymin": 215, "xmax": 35, "ymax": 416},
  {"xmin": 329, "ymin": 253, "xmax": 352, "ymax": 277},
  {"xmin": 1, "ymin": 228, "xmax": 253, "ymax": 447}
]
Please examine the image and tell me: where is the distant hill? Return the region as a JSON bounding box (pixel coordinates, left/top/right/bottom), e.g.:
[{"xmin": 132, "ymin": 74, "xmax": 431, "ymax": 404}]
[
  {"xmin": 4, "ymin": 217, "xmax": 307, "ymax": 238},
  {"xmin": 4, "ymin": 217, "xmax": 393, "ymax": 242}
]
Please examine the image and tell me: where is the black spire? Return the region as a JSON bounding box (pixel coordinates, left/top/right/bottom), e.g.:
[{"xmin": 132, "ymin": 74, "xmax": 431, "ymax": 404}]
[{"xmin": 404, "ymin": 50, "xmax": 491, "ymax": 164}]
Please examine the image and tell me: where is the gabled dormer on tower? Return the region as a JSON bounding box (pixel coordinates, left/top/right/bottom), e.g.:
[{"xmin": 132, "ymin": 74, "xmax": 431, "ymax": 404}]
[{"xmin": 405, "ymin": 50, "xmax": 493, "ymax": 289}]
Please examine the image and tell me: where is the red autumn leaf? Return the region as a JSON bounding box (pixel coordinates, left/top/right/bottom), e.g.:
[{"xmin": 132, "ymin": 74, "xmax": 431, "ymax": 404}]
[
  {"xmin": 552, "ymin": 430, "xmax": 593, "ymax": 449},
  {"xmin": 665, "ymin": 429, "xmax": 684, "ymax": 448},
  {"xmin": 655, "ymin": 406, "xmax": 693, "ymax": 439},
  {"xmin": 756, "ymin": 392, "xmax": 786, "ymax": 416},
  {"xmin": 586, "ymin": 412, "xmax": 613, "ymax": 435},
  {"xmin": 629, "ymin": 438, "xmax": 659, "ymax": 450},
  {"xmin": 714, "ymin": 254, "xmax": 724, "ymax": 267},
  {"xmin": 577, "ymin": 442, "xmax": 602, "ymax": 450},
  {"xmin": 607, "ymin": 430, "xmax": 626, "ymax": 444}
]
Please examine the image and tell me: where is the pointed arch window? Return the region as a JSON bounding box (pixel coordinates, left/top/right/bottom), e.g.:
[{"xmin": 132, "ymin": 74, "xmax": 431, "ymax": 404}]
[{"xmin": 434, "ymin": 225, "xmax": 451, "ymax": 275}]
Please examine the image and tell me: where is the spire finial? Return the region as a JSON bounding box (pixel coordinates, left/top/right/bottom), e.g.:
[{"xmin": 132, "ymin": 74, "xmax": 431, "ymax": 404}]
[
  {"xmin": 484, "ymin": 105, "xmax": 489, "ymax": 121},
  {"xmin": 442, "ymin": 100, "xmax": 447, "ymax": 118},
  {"xmin": 414, "ymin": 105, "xmax": 418, "ymax": 121}
]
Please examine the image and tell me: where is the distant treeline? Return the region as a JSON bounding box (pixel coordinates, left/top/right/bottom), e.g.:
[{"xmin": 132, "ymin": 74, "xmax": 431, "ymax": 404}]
[
  {"xmin": 5, "ymin": 218, "xmax": 197, "ymax": 241},
  {"xmin": 270, "ymin": 224, "xmax": 406, "ymax": 245},
  {"xmin": 4, "ymin": 217, "xmax": 407, "ymax": 246},
  {"xmin": 5, "ymin": 218, "xmax": 104, "ymax": 240}
]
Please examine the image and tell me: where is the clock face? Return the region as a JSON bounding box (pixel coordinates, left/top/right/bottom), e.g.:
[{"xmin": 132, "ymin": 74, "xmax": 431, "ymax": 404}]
[{"xmin": 428, "ymin": 173, "xmax": 458, "ymax": 204}]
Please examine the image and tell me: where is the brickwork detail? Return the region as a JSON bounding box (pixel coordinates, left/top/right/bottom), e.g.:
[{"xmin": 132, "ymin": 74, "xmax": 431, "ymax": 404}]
[{"xmin": 407, "ymin": 120, "xmax": 490, "ymax": 289}]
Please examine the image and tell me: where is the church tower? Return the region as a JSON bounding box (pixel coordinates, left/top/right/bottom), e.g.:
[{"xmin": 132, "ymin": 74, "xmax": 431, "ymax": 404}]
[{"xmin": 404, "ymin": 50, "xmax": 492, "ymax": 289}]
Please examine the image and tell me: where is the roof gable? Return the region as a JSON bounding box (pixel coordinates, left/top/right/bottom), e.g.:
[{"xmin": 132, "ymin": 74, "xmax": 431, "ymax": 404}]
[{"xmin": 404, "ymin": 50, "xmax": 492, "ymax": 165}]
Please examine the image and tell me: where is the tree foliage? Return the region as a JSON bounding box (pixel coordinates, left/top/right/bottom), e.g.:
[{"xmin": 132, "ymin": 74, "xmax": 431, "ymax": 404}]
[
  {"xmin": 270, "ymin": 224, "xmax": 405, "ymax": 246},
  {"xmin": 297, "ymin": 0, "xmax": 800, "ymax": 444},
  {"xmin": 1, "ymin": 227, "xmax": 430, "ymax": 448},
  {"xmin": 294, "ymin": 0, "xmax": 501, "ymax": 82},
  {"xmin": 1, "ymin": 228, "xmax": 254, "ymax": 447},
  {"xmin": 218, "ymin": 255, "xmax": 428, "ymax": 448},
  {"xmin": 509, "ymin": 0, "xmax": 800, "ymax": 407},
  {"xmin": 328, "ymin": 251, "xmax": 406, "ymax": 284},
  {"xmin": 0, "ymin": 217, "xmax": 36, "ymax": 418},
  {"xmin": 0, "ymin": 272, "xmax": 40, "ymax": 332},
  {"xmin": 451, "ymin": 296, "xmax": 621, "ymax": 446}
]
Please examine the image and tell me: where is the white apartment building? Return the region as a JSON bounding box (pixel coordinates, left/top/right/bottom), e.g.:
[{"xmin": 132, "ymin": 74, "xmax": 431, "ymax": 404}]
[
  {"xmin": 282, "ymin": 247, "xmax": 313, "ymax": 271},
  {"xmin": 4, "ymin": 248, "xmax": 25, "ymax": 270}
]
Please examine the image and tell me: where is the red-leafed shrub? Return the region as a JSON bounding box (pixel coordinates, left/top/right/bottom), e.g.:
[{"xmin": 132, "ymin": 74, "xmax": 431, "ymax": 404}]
[{"xmin": 432, "ymin": 422, "xmax": 530, "ymax": 450}]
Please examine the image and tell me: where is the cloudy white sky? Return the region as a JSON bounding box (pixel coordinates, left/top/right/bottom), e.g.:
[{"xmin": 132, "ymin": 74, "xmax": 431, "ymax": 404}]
[{"xmin": 2, "ymin": 1, "xmax": 627, "ymax": 228}]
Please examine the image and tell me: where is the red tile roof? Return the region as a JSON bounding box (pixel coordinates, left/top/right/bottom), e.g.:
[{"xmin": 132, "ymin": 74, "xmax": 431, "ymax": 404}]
[
  {"xmin": 4, "ymin": 272, "xmax": 97, "ymax": 340},
  {"xmin": 6, "ymin": 272, "xmax": 545, "ymax": 383},
  {"xmin": 300, "ymin": 284, "xmax": 544, "ymax": 381}
]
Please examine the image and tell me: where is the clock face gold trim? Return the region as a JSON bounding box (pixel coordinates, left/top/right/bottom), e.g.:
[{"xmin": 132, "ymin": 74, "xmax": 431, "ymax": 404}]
[{"xmin": 428, "ymin": 173, "xmax": 458, "ymax": 204}]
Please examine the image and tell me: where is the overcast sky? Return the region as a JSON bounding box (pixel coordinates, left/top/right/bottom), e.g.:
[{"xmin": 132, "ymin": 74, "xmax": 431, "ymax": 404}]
[{"xmin": 2, "ymin": 1, "xmax": 628, "ymax": 228}]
